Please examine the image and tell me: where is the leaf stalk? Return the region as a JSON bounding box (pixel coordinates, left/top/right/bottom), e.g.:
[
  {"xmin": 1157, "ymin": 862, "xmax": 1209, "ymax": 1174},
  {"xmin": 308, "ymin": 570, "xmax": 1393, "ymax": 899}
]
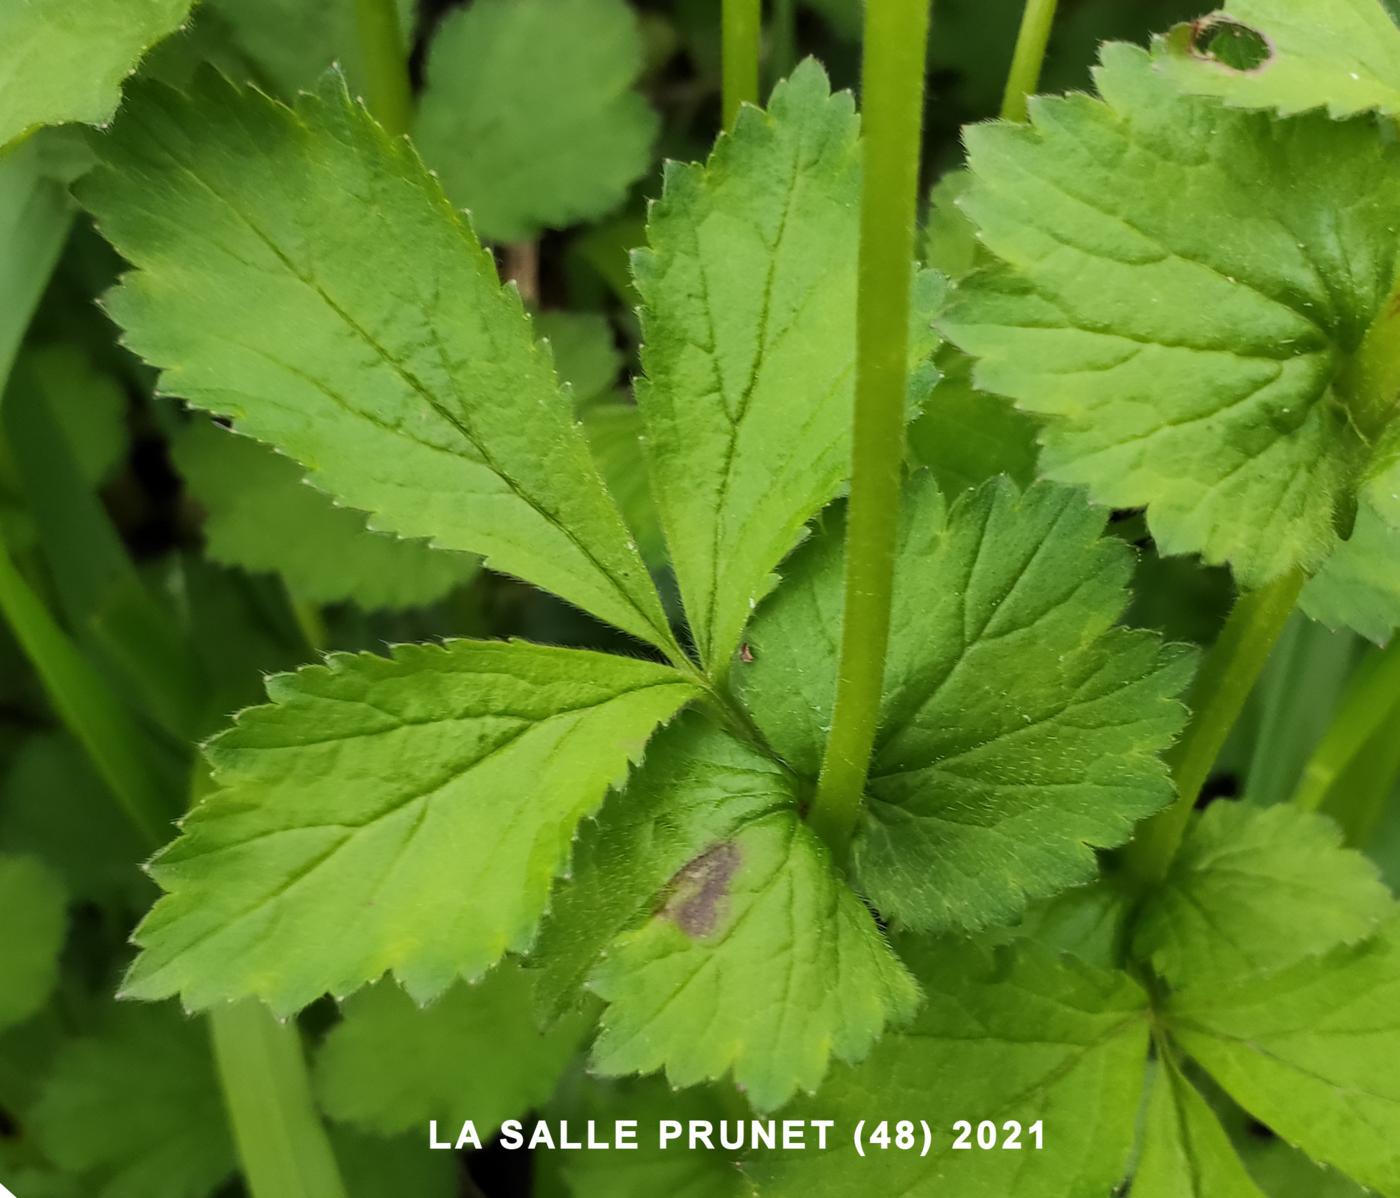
[
  {"xmin": 809, "ymin": 0, "xmax": 931, "ymax": 855},
  {"xmin": 1000, "ymin": 0, "xmax": 1061, "ymax": 122},
  {"xmin": 722, "ymin": 0, "xmax": 762, "ymax": 129},
  {"xmin": 354, "ymin": 0, "xmax": 414, "ymax": 137}
]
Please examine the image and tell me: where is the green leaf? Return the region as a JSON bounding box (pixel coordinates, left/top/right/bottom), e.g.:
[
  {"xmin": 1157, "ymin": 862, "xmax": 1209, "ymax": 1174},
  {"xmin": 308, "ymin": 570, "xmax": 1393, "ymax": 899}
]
[
  {"xmin": 0, "ymin": 854, "xmax": 66, "ymax": 1033},
  {"xmin": 414, "ymin": 0, "xmax": 657, "ymax": 243},
  {"xmin": 82, "ymin": 72, "xmax": 675, "ymax": 653},
  {"xmin": 1153, "ymin": 1, "xmax": 1400, "ymax": 119},
  {"xmin": 30, "ymin": 1004, "xmax": 236, "ymax": 1198},
  {"xmin": 538, "ymin": 312, "xmax": 624, "ymax": 407},
  {"xmin": 580, "ymin": 402, "xmax": 667, "ymax": 569},
  {"xmin": 123, "ymin": 640, "xmax": 697, "ymax": 1013},
  {"xmin": 315, "ymin": 962, "xmax": 586, "ymax": 1138},
  {"xmin": 735, "ymin": 474, "xmax": 1195, "ymax": 932},
  {"xmin": 942, "ymin": 43, "xmax": 1400, "ymax": 589},
  {"xmin": 1303, "ymin": 503, "xmax": 1400, "ymax": 645},
  {"xmin": 0, "ymin": 0, "xmax": 193, "ymax": 148},
  {"xmin": 531, "ymin": 715, "xmax": 793, "ymax": 1023},
  {"xmin": 1134, "ymin": 802, "xmax": 1392, "ymax": 988},
  {"xmin": 14, "ymin": 344, "xmax": 129, "ymax": 486},
  {"xmin": 634, "ymin": 61, "xmax": 942, "ymax": 672},
  {"xmin": 173, "ymin": 417, "xmax": 477, "ymax": 611},
  {"xmin": 588, "ymin": 809, "xmax": 919, "ymax": 1112},
  {"xmin": 1170, "ymin": 922, "xmax": 1400, "ymax": 1196},
  {"xmin": 1133, "ymin": 1059, "xmax": 1267, "ymax": 1198},
  {"xmin": 751, "ymin": 939, "xmax": 1150, "ymax": 1196},
  {"xmin": 922, "ymin": 170, "xmax": 983, "ymax": 280},
  {"xmin": 330, "ymin": 1127, "xmax": 459, "ymax": 1198}
]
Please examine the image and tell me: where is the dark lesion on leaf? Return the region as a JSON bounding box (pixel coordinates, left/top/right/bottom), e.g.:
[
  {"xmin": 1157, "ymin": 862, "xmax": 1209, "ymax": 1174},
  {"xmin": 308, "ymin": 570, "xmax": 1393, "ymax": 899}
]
[
  {"xmin": 661, "ymin": 841, "xmax": 741, "ymax": 939},
  {"xmin": 1170, "ymin": 14, "xmax": 1275, "ymax": 72}
]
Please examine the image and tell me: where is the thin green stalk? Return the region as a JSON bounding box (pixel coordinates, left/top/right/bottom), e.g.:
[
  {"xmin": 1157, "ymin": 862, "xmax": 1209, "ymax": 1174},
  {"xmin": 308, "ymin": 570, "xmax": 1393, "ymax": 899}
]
[
  {"xmin": 209, "ymin": 1001, "xmax": 349, "ymax": 1198},
  {"xmin": 1000, "ymin": 0, "xmax": 1060, "ymax": 121},
  {"xmin": 771, "ymin": 0, "xmax": 799, "ymax": 84},
  {"xmin": 354, "ymin": 0, "xmax": 414, "ymax": 137},
  {"xmin": 1292, "ymin": 637, "xmax": 1400, "ymax": 811},
  {"xmin": 1322, "ymin": 706, "xmax": 1400, "ymax": 846},
  {"xmin": 1124, "ymin": 568, "xmax": 1306, "ymax": 887},
  {"xmin": 722, "ymin": 0, "xmax": 762, "ymax": 128},
  {"xmin": 809, "ymin": 0, "xmax": 931, "ymax": 854}
]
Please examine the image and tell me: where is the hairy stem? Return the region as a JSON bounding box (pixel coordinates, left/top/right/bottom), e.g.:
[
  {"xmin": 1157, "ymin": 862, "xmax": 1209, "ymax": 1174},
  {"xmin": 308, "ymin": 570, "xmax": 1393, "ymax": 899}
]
[
  {"xmin": 1124, "ymin": 568, "xmax": 1306, "ymax": 886},
  {"xmin": 209, "ymin": 1001, "xmax": 350, "ymax": 1198},
  {"xmin": 1000, "ymin": 0, "xmax": 1060, "ymax": 121},
  {"xmin": 354, "ymin": 0, "xmax": 414, "ymax": 137},
  {"xmin": 722, "ymin": 0, "xmax": 762, "ymax": 128},
  {"xmin": 1292, "ymin": 637, "xmax": 1400, "ymax": 811},
  {"xmin": 809, "ymin": 0, "xmax": 931, "ymax": 854}
]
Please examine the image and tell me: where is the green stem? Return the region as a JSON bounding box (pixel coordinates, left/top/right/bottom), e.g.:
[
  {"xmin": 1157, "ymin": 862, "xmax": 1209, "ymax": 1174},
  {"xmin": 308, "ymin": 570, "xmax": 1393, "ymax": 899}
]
[
  {"xmin": 1292, "ymin": 638, "xmax": 1400, "ymax": 811},
  {"xmin": 209, "ymin": 1002, "xmax": 349, "ymax": 1198},
  {"xmin": 809, "ymin": 0, "xmax": 931, "ymax": 854},
  {"xmin": 0, "ymin": 537, "xmax": 176, "ymax": 845},
  {"xmin": 1124, "ymin": 568, "xmax": 1306, "ymax": 886},
  {"xmin": 354, "ymin": 0, "xmax": 413, "ymax": 137},
  {"xmin": 1323, "ymin": 707, "xmax": 1400, "ymax": 845},
  {"xmin": 1000, "ymin": 0, "xmax": 1060, "ymax": 121},
  {"xmin": 771, "ymin": 0, "xmax": 799, "ymax": 84},
  {"xmin": 722, "ymin": 0, "xmax": 762, "ymax": 128}
]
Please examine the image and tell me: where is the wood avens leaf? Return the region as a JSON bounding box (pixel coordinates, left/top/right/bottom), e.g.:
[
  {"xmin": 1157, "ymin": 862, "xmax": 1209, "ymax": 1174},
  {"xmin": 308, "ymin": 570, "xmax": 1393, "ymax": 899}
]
[
  {"xmin": 82, "ymin": 73, "xmax": 675, "ymax": 653},
  {"xmin": 414, "ymin": 0, "xmax": 657, "ymax": 243},
  {"xmin": 736, "ymin": 474, "xmax": 1195, "ymax": 933},
  {"xmin": 943, "ymin": 43, "xmax": 1400, "ymax": 600},
  {"xmin": 123, "ymin": 641, "xmax": 696, "ymax": 1012},
  {"xmin": 634, "ymin": 61, "xmax": 942, "ymax": 674}
]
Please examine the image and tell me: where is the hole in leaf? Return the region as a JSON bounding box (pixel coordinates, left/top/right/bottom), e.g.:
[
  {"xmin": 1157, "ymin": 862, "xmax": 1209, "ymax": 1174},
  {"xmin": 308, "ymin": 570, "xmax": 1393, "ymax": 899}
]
[
  {"xmin": 662, "ymin": 841, "xmax": 741, "ymax": 938},
  {"xmin": 1190, "ymin": 16, "xmax": 1273, "ymax": 72}
]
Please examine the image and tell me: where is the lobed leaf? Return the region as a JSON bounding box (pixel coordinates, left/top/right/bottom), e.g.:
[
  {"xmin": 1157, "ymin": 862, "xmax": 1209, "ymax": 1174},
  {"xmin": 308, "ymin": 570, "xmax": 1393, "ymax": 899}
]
[
  {"xmin": 414, "ymin": 0, "xmax": 657, "ymax": 244},
  {"xmin": 1133, "ymin": 801, "xmax": 1393, "ymax": 988},
  {"xmin": 82, "ymin": 72, "xmax": 674, "ymax": 652},
  {"xmin": 943, "ymin": 43, "xmax": 1400, "ymax": 594},
  {"xmin": 123, "ymin": 639, "xmax": 696, "ymax": 1013},
  {"xmin": 736, "ymin": 474, "xmax": 1195, "ymax": 933},
  {"xmin": 1153, "ymin": 0, "xmax": 1400, "ymax": 119},
  {"xmin": 634, "ymin": 61, "xmax": 942, "ymax": 673}
]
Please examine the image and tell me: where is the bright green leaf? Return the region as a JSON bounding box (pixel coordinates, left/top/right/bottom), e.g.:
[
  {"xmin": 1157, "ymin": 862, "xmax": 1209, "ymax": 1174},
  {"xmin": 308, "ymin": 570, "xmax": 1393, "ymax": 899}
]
[
  {"xmin": 123, "ymin": 640, "xmax": 696, "ymax": 1013},
  {"xmin": 30, "ymin": 1004, "xmax": 236, "ymax": 1198},
  {"xmin": 634, "ymin": 60, "xmax": 942, "ymax": 672},
  {"xmin": 942, "ymin": 43, "xmax": 1400, "ymax": 589},
  {"xmin": 1153, "ymin": 1, "xmax": 1400, "ymax": 119},
  {"xmin": 315, "ymin": 962, "xmax": 586, "ymax": 1138},
  {"xmin": 1134, "ymin": 801, "xmax": 1392, "ymax": 987},
  {"xmin": 1133, "ymin": 1058, "xmax": 1267, "ymax": 1198},
  {"xmin": 538, "ymin": 311, "xmax": 624, "ymax": 407},
  {"xmin": 1170, "ymin": 922, "xmax": 1400, "ymax": 1196},
  {"xmin": 0, "ymin": 0, "xmax": 193, "ymax": 148},
  {"xmin": 0, "ymin": 854, "xmax": 66, "ymax": 1032},
  {"xmin": 589, "ymin": 809, "xmax": 919, "ymax": 1112},
  {"xmin": 173, "ymin": 417, "xmax": 476, "ymax": 611},
  {"xmin": 1303, "ymin": 503, "xmax": 1400, "ymax": 645},
  {"xmin": 580, "ymin": 402, "xmax": 667, "ymax": 569},
  {"xmin": 531, "ymin": 714, "xmax": 793, "ymax": 1023},
  {"xmin": 751, "ymin": 939, "xmax": 1150, "ymax": 1195},
  {"xmin": 736, "ymin": 474, "xmax": 1194, "ymax": 932},
  {"xmin": 82, "ymin": 72, "xmax": 674, "ymax": 653},
  {"xmin": 922, "ymin": 170, "xmax": 983, "ymax": 280},
  {"xmin": 414, "ymin": 0, "xmax": 657, "ymax": 243}
]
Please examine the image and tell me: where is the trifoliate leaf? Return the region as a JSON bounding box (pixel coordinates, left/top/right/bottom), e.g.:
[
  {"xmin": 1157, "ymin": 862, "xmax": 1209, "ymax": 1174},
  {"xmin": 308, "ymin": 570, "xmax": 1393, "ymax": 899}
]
[
  {"xmin": 414, "ymin": 0, "xmax": 657, "ymax": 243},
  {"xmin": 201, "ymin": 0, "xmax": 415, "ymax": 99},
  {"xmin": 942, "ymin": 43, "xmax": 1400, "ymax": 591},
  {"xmin": 1303, "ymin": 503, "xmax": 1400, "ymax": 644},
  {"xmin": 30, "ymin": 1005, "xmax": 236, "ymax": 1198},
  {"xmin": 1134, "ymin": 1059, "xmax": 1267, "ymax": 1198},
  {"xmin": 173, "ymin": 418, "xmax": 476, "ymax": 611},
  {"xmin": 538, "ymin": 312, "xmax": 624, "ymax": 407},
  {"xmin": 735, "ymin": 474, "xmax": 1194, "ymax": 933},
  {"xmin": 83, "ymin": 72, "xmax": 675, "ymax": 653},
  {"xmin": 1153, "ymin": 1, "xmax": 1400, "ymax": 119},
  {"xmin": 750, "ymin": 939, "xmax": 1150, "ymax": 1196},
  {"xmin": 315, "ymin": 962, "xmax": 587, "ymax": 1138},
  {"xmin": 588, "ymin": 809, "xmax": 919, "ymax": 1112},
  {"xmin": 0, "ymin": 854, "xmax": 66, "ymax": 1032},
  {"xmin": 1134, "ymin": 801, "xmax": 1392, "ymax": 987},
  {"xmin": 531, "ymin": 715, "xmax": 793, "ymax": 1023},
  {"xmin": 1170, "ymin": 922, "xmax": 1400, "ymax": 1196},
  {"xmin": 0, "ymin": 0, "xmax": 193, "ymax": 148},
  {"xmin": 634, "ymin": 61, "xmax": 942, "ymax": 673},
  {"xmin": 123, "ymin": 640, "xmax": 697, "ymax": 1013},
  {"xmin": 544, "ymin": 1073, "xmax": 751, "ymax": 1198}
]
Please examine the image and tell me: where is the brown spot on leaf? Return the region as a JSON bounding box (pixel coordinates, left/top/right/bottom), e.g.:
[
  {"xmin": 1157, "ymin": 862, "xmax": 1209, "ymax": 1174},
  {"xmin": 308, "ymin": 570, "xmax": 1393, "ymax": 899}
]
[{"xmin": 662, "ymin": 841, "xmax": 741, "ymax": 939}]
